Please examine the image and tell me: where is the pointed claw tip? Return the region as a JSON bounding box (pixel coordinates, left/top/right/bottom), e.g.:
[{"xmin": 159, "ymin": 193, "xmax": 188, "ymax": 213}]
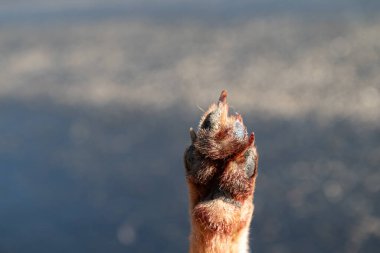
[
  {"xmin": 189, "ymin": 127, "xmax": 197, "ymax": 142},
  {"xmin": 248, "ymin": 132, "xmax": 255, "ymax": 146},
  {"xmin": 219, "ymin": 90, "xmax": 227, "ymax": 103}
]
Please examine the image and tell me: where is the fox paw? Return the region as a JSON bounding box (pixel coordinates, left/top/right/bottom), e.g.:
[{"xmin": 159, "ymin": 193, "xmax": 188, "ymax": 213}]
[
  {"xmin": 184, "ymin": 90, "xmax": 259, "ymax": 233},
  {"xmin": 185, "ymin": 90, "xmax": 258, "ymax": 212}
]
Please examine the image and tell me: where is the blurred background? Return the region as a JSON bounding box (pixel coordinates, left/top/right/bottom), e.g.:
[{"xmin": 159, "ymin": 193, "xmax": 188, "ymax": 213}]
[{"xmin": 1, "ymin": 1, "xmax": 380, "ymax": 252}]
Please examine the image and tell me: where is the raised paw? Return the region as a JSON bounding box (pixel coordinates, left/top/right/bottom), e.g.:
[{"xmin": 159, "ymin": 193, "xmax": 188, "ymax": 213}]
[{"xmin": 184, "ymin": 90, "xmax": 259, "ymax": 235}]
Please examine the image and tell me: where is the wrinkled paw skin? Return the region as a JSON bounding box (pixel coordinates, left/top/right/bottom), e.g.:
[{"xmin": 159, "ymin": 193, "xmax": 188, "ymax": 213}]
[{"xmin": 184, "ymin": 90, "xmax": 259, "ymax": 235}]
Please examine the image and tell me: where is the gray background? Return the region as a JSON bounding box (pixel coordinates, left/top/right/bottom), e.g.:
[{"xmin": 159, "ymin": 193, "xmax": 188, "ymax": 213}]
[{"xmin": 1, "ymin": 1, "xmax": 379, "ymax": 252}]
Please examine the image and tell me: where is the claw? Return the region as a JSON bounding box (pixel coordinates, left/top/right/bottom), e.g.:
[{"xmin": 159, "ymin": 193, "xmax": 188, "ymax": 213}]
[
  {"xmin": 218, "ymin": 90, "xmax": 228, "ymax": 125},
  {"xmin": 219, "ymin": 90, "xmax": 227, "ymax": 103},
  {"xmin": 248, "ymin": 132, "xmax": 255, "ymax": 146},
  {"xmin": 190, "ymin": 127, "xmax": 197, "ymax": 143}
]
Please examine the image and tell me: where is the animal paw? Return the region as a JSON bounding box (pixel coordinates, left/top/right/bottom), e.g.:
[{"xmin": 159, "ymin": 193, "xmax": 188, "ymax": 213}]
[
  {"xmin": 184, "ymin": 90, "xmax": 258, "ymax": 206},
  {"xmin": 184, "ymin": 90, "xmax": 259, "ymax": 234}
]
